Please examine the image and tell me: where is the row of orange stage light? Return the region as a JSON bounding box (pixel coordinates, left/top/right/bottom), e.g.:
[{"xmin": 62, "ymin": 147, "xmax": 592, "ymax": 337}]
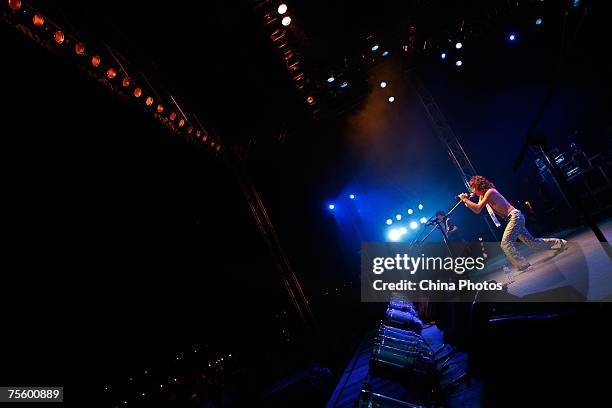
[{"xmin": 5, "ymin": 0, "xmax": 220, "ymax": 153}]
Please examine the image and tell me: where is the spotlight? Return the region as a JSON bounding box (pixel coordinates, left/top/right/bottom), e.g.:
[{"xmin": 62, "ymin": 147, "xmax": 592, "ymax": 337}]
[
  {"xmin": 277, "ymin": 4, "xmax": 288, "ymax": 14},
  {"xmin": 91, "ymin": 55, "xmax": 101, "ymax": 67},
  {"xmin": 156, "ymin": 104, "xmax": 164, "ymax": 113},
  {"xmin": 371, "ymin": 45, "xmax": 379, "ymax": 51},
  {"xmin": 122, "ymin": 77, "xmax": 131, "ymax": 88},
  {"xmin": 407, "ymin": 209, "xmax": 413, "ymax": 215},
  {"xmin": 395, "ymin": 214, "xmax": 402, "ymax": 221},
  {"xmin": 441, "ymin": 52, "xmax": 446, "ymax": 59},
  {"xmin": 106, "ymin": 68, "xmax": 117, "ymax": 79},
  {"xmin": 420, "ymin": 217, "xmax": 428, "ymax": 224},
  {"xmin": 388, "ymin": 96, "xmax": 395, "ymax": 103},
  {"xmin": 455, "ymin": 42, "xmax": 463, "ymax": 49},
  {"xmin": 379, "ymin": 81, "xmax": 387, "ymax": 88},
  {"xmin": 133, "ymin": 87, "xmax": 142, "ymax": 98},
  {"xmin": 535, "ymin": 18, "xmax": 542, "ymax": 25},
  {"xmin": 328, "ymin": 204, "xmax": 335, "ymax": 210},
  {"xmin": 32, "ymin": 14, "xmax": 45, "ymax": 27},
  {"xmin": 455, "ymin": 60, "xmax": 463, "ymax": 67},
  {"xmin": 508, "ymin": 33, "xmax": 518, "ymax": 42},
  {"xmin": 340, "ymin": 82, "xmax": 348, "ymax": 88},
  {"xmin": 386, "ymin": 219, "xmax": 393, "ymax": 225},
  {"xmin": 327, "ymin": 76, "xmax": 335, "ymax": 83},
  {"xmin": 8, "ymin": 0, "xmax": 21, "ymax": 11},
  {"xmin": 145, "ymin": 96, "xmax": 154, "ymax": 107},
  {"xmin": 306, "ymin": 96, "xmax": 315, "ymax": 105},
  {"xmin": 349, "ymin": 194, "xmax": 355, "ymax": 199},
  {"xmin": 281, "ymin": 16, "xmax": 291, "ymax": 26},
  {"xmin": 75, "ymin": 43, "xmax": 85, "ymax": 56},
  {"xmin": 54, "ymin": 31, "xmax": 65, "ymax": 45},
  {"xmin": 388, "ymin": 228, "xmax": 401, "ymax": 241},
  {"xmin": 418, "ymin": 204, "xmax": 423, "ymax": 210},
  {"xmin": 410, "ymin": 221, "xmax": 418, "ymax": 230},
  {"xmin": 382, "ymin": 51, "xmax": 389, "ymax": 57}
]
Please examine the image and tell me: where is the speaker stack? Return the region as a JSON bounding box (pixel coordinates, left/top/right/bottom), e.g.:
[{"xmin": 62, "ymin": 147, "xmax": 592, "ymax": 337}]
[{"xmin": 361, "ymin": 299, "xmax": 439, "ymax": 406}]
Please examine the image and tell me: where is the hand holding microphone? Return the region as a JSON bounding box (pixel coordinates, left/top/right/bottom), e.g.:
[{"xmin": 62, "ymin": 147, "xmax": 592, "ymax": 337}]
[{"xmin": 457, "ymin": 192, "xmax": 475, "ymax": 201}]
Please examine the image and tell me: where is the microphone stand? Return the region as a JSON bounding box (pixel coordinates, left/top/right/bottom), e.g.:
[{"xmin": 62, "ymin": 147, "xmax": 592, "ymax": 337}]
[{"xmin": 415, "ymin": 199, "xmax": 464, "ymax": 257}]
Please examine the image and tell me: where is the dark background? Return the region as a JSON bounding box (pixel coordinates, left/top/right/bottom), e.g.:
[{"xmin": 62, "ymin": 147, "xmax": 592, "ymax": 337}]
[{"xmin": 1, "ymin": 0, "xmax": 610, "ymax": 405}]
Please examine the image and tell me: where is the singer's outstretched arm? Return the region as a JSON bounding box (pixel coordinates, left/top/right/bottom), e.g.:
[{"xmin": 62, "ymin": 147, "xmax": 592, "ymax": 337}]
[{"xmin": 461, "ymin": 189, "xmax": 494, "ymax": 214}]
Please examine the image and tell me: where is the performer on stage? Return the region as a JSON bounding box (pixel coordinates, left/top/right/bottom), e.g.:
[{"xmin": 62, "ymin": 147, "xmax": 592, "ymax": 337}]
[
  {"xmin": 435, "ymin": 210, "xmax": 463, "ymax": 242},
  {"xmin": 458, "ymin": 175, "xmax": 567, "ymax": 271}
]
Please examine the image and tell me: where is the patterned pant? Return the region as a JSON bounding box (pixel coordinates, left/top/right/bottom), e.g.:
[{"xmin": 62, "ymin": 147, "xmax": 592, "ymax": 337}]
[{"xmin": 501, "ymin": 209, "xmax": 563, "ymax": 270}]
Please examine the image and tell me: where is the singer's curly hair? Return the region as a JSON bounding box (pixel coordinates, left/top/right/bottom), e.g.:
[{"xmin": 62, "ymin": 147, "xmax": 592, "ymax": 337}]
[{"xmin": 468, "ymin": 175, "xmax": 495, "ymax": 193}]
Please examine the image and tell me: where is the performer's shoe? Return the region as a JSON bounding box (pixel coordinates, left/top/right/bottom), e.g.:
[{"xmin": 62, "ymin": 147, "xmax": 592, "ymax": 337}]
[{"xmin": 552, "ymin": 239, "xmax": 568, "ymax": 252}]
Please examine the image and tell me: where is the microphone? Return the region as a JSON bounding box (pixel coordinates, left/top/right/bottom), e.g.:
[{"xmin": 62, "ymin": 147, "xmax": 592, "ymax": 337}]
[{"xmin": 456, "ymin": 192, "xmax": 475, "ymax": 200}]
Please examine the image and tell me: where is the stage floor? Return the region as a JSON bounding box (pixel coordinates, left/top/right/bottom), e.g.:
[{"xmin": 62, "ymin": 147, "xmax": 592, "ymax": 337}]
[{"xmin": 475, "ymin": 219, "xmax": 612, "ymax": 301}]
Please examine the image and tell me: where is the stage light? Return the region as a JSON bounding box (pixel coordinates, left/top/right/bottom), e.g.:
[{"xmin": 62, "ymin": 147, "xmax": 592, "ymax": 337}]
[
  {"xmin": 441, "ymin": 52, "xmax": 446, "ymax": 59},
  {"xmin": 382, "ymin": 51, "xmax": 389, "ymax": 57},
  {"xmin": 54, "ymin": 31, "xmax": 65, "ymax": 45},
  {"xmin": 133, "ymin": 87, "xmax": 142, "ymax": 98},
  {"xmin": 455, "ymin": 42, "xmax": 462, "ymax": 49},
  {"xmin": 327, "ymin": 76, "xmax": 335, "ymax": 83},
  {"xmin": 178, "ymin": 118, "xmax": 185, "ymax": 128},
  {"xmin": 386, "ymin": 219, "xmax": 393, "ymax": 225},
  {"xmin": 328, "ymin": 204, "xmax": 335, "ymax": 210},
  {"xmin": 145, "ymin": 96, "xmax": 154, "ymax": 107},
  {"xmin": 349, "ymin": 194, "xmax": 355, "ymax": 199},
  {"xmin": 388, "ymin": 228, "xmax": 401, "ymax": 241},
  {"xmin": 306, "ymin": 96, "xmax": 315, "ymax": 105},
  {"xmin": 396, "ymin": 214, "xmax": 402, "ymax": 221},
  {"xmin": 278, "ymin": 4, "xmax": 288, "ymax": 14},
  {"xmin": 418, "ymin": 204, "xmax": 423, "ymax": 210},
  {"xmin": 508, "ymin": 33, "xmax": 518, "ymax": 42},
  {"xmin": 169, "ymin": 112, "xmax": 177, "ymax": 121},
  {"xmin": 340, "ymin": 82, "xmax": 348, "ymax": 88},
  {"xmin": 32, "ymin": 14, "xmax": 45, "ymax": 27},
  {"xmin": 399, "ymin": 227, "xmax": 407, "ymax": 235},
  {"xmin": 407, "ymin": 209, "xmax": 413, "ymax": 215},
  {"xmin": 156, "ymin": 104, "xmax": 164, "ymax": 113},
  {"xmin": 75, "ymin": 42, "xmax": 85, "ymax": 55},
  {"xmin": 91, "ymin": 55, "xmax": 101, "ymax": 67},
  {"xmin": 420, "ymin": 217, "xmax": 428, "ymax": 224},
  {"xmin": 107, "ymin": 68, "xmax": 117, "ymax": 79},
  {"xmin": 281, "ymin": 16, "xmax": 291, "ymax": 26},
  {"xmin": 122, "ymin": 77, "xmax": 130, "ymax": 87},
  {"xmin": 371, "ymin": 45, "xmax": 379, "ymax": 51},
  {"xmin": 380, "ymin": 81, "xmax": 387, "ymax": 88},
  {"xmin": 455, "ymin": 60, "xmax": 463, "ymax": 67},
  {"xmin": 8, "ymin": 0, "xmax": 21, "ymax": 11},
  {"xmin": 535, "ymin": 18, "xmax": 542, "ymax": 25},
  {"xmin": 410, "ymin": 221, "xmax": 418, "ymax": 229},
  {"xmin": 388, "ymin": 96, "xmax": 395, "ymax": 103}
]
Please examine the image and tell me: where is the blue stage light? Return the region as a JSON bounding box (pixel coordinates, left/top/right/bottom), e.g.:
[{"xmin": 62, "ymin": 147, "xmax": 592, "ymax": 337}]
[
  {"xmin": 418, "ymin": 204, "xmax": 424, "ymax": 210},
  {"xmin": 407, "ymin": 209, "xmax": 413, "ymax": 215},
  {"xmin": 327, "ymin": 76, "xmax": 335, "ymax": 83},
  {"xmin": 455, "ymin": 42, "xmax": 463, "ymax": 49},
  {"xmin": 388, "ymin": 228, "xmax": 401, "ymax": 241},
  {"xmin": 508, "ymin": 33, "xmax": 517, "ymax": 42},
  {"xmin": 396, "ymin": 214, "xmax": 402, "ymax": 221},
  {"xmin": 340, "ymin": 82, "xmax": 348, "ymax": 88},
  {"xmin": 535, "ymin": 18, "xmax": 542, "ymax": 25},
  {"xmin": 349, "ymin": 194, "xmax": 355, "ymax": 199},
  {"xmin": 420, "ymin": 217, "xmax": 428, "ymax": 224},
  {"xmin": 386, "ymin": 219, "xmax": 393, "ymax": 225},
  {"xmin": 382, "ymin": 51, "xmax": 389, "ymax": 57},
  {"xmin": 456, "ymin": 60, "xmax": 463, "ymax": 67},
  {"xmin": 371, "ymin": 45, "xmax": 379, "ymax": 51},
  {"xmin": 328, "ymin": 204, "xmax": 335, "ymax": 210},
  {"xmin": 410, "ymin": 221, "xmax": 418, "ymax": 230},
  {"xmin": 441, "ymin": 52, "xmax": 446, "ymax": 59}
]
